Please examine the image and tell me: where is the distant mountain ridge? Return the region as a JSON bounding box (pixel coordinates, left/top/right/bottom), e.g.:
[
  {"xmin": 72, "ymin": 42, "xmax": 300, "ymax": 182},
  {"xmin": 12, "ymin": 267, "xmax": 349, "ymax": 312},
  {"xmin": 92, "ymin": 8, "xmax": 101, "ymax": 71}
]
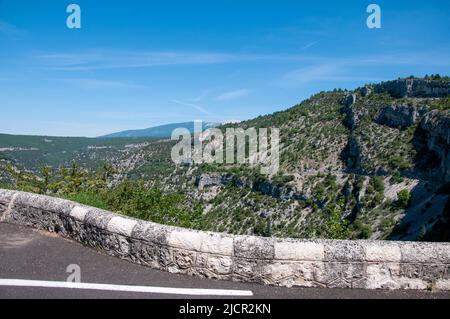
[{"xmin": 101, "ymin": 121, "xmax": 220, "ymax": 138}]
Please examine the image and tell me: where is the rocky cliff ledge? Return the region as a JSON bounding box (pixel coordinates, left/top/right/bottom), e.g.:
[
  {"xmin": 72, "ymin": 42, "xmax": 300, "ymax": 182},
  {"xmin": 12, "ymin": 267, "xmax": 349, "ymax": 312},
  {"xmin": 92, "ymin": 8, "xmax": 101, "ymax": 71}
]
[
  {"xmin": 195, "ymin": 173, "xmax": 306, "ymax": 201},
  {"xmin": 372, "ymin": 79, "xmax": 450, "ymax": 98},
  {"xmin": 415, "ymin": 111, "xmax": 450, "ymax": 182},
  {"xmin": 375, "ymin": 105, "xmax": 428, "ymax": 129}
]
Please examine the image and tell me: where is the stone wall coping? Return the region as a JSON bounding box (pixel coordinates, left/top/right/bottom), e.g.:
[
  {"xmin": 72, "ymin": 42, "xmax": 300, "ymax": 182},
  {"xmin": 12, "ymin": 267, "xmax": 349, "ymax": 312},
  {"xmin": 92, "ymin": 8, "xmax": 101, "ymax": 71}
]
[
  {"xmin": 1, "ymin": 189, "xmax": 449, "ymax": 262},
  {"xmin": 1, "ymin": 189, "xmax": 450, "ymax": 290}
]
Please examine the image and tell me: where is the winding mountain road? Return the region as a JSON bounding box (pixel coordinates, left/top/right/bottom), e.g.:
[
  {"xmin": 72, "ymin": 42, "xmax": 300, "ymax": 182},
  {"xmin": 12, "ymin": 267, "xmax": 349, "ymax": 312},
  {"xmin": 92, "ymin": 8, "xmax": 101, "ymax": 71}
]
[{"xmin": 0, "ymin": 222, "xmax": 449, "ymax": 299}]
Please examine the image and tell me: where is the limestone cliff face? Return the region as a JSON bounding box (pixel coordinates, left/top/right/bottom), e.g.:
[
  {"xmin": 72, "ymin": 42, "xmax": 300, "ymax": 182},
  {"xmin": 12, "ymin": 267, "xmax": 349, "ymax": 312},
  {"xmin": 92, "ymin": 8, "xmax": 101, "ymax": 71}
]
[
  {"xmin": 195, "ymin": 173, "xmax": 306, "ymax": 201},
  {"xmin": 415, "ymin": 111, "xmax": 450, "ymax": 182},
  {"xmin": 373, "ymin": 79, "xmax": 450, "ymax": 98},
  {"xmin": 341, "ymin": 80, "xmax": 449, "ymax": 184},
  {"xmin": 195, "ymin": 174, "xmax": 230, "ymax": 190},
  {"xmin": 375, "ymin": 105, "xmax": 428, "ymax": 129},
  {"xmin": 342, "ymin": 94, "xmax": 360, "ymax": 130}
]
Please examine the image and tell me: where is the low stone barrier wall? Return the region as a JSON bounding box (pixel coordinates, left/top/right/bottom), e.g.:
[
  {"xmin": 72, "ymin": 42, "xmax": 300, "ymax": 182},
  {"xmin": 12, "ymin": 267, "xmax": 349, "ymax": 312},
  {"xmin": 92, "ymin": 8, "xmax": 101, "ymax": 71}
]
[{"xmin": 1, "ymin": 189, "xmax": 449, "ymax": 290}]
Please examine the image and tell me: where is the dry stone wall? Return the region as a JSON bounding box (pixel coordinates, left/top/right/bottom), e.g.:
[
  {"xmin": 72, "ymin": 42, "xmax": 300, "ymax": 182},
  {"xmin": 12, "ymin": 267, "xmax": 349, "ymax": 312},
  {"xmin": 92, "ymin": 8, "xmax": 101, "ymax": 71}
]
[{"xmin": 1, "ymin": 189, "xmax": 449, "ymax": 290}]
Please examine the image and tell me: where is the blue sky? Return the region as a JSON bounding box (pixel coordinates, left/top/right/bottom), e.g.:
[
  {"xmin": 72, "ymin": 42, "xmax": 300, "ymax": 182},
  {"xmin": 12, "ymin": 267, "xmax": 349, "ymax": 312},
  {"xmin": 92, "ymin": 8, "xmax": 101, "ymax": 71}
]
[{"xmin": 0, "ymin": 0, "xmax": 449, "ymax": 137}]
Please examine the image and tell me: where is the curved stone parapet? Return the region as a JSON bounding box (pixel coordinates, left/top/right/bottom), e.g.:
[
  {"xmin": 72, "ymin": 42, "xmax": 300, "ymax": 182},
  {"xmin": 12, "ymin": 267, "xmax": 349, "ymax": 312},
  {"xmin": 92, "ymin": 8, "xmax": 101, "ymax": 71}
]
[{"xmin": 1, "ymin": 189, "xmax": 449, "ymax": 290}]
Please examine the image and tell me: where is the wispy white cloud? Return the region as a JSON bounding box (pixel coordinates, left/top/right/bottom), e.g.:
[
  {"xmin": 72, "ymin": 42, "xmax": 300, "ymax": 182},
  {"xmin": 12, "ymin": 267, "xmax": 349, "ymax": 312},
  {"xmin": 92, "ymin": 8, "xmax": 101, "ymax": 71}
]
[
  {"xmin": 276, "ymin": 64, "xmax": 386, "ymax": 88},
  {"xmin": 32, "ymin": 48, "xmax": 450, "ymax": 73},
  {"xmin": 273, "ymin": 51, "xmax": 450, "ymax": 88},
  {"xmin": 31, "ymin": 48, "xmax": 450, "ymax": 95},
  {"xmin": 66, "ymin": 78, "xmax": 144, "ymax": 89},
  {"xmin": 33, "ymin": 50, "xmax": 321, "ymax": 72},
  {"xmin": 216, "ymin": 88, "xmax": 252, "ymax": 101},
  {"xmin": 301, "ymin": 40, "xmax": 320, "ymax": 51},
  {"xmin": 189, "ymin": 88, "xmax": 216, "ymax": 102},
  {"xmin": 0, "ymin": 20, "xmax": 26, "ymax": 36},
  {"xmin": 36, "ymin": 51, "xmax": 238, "ymax": 71},
  {"xmin": 170, "ymin": 99, "xmax": 211, "ymax": 115}
]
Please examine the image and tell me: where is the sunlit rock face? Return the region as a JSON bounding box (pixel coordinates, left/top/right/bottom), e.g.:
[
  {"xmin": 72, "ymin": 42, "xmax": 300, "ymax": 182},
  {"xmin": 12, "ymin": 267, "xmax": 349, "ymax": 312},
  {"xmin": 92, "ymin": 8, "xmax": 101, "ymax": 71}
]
[
  {"xmin": 373, "ymin": 79, "xmax": 450, "ymax": 98},
  {"xmin": 375, "ymin": 105, "xmax": 428, "ymax": 129}
]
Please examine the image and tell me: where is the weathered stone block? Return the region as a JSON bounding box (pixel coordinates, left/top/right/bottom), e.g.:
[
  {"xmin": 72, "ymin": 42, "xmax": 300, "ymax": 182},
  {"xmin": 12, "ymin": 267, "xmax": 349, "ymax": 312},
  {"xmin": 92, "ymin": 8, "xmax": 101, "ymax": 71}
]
[
  {"xmin": 84, "ymin": 208, "xmax": 114, "ymax": 230},
  {"xmin": 313, "ymin": 262, "xmax": 341, "ymax": 284},
  {"xmin": 80, "ymin": 225, "xmax": 110, "ymax": 249},
  {"xmin": 395, "ymin": 278, "xmax": 428, "ymax": 290},
  {"xmin": 435, "ymin": 279, "xmax": 450, "ymax": 291},
  {"xmin": 107, "ymin": 234, "xmax": 131, "ymax": 257},
  {"xmin": 400, "ymin": 242, "xmax": 440, "ymax": 263},
  {"xmin": 195, "ymin": 253, "xmax": 209, "ymax": 268},
  {"xmin": 365, "ymin": 263, "xmax": 400, "ymax": 290},
  {"xmin": 234, "ymin": 236, "xmax": 274, "ymax": 259},
  {"xmin": 207, "ymin": 256, "xmax": 233, "ymax": 275},
  {"xmin": 7, "ymin": 205, "xmax": 64, "ymax": 233},
  {"xmin": 200, "ymin": 233, "xmax": 233, "ymax": 256},
  {"xmin": 274, "ymin": 240, "xmax": 324, "ymax": 261},
  {"xmin": 0, "ymin": 189, "xmax": 15, "ymax": 203},
  {"xmin": 132, "ymin": 221, "xmax": 169, "ymax": 246},
  {"xmin": 158, "ymin": 246, "xmax": 174, "ymax": 268},
  {"xmin": 421, "ymin": 264, "xmax": 445, "ymax": 282},
  {"xmin": 107, "ymin": 216, "xmax": 137, "ymax": 237},
  {"xmin": 61, "ymin": 216, "xmax": 84, "ymax": 239},
  {"xmin": 341, "ymin": 263, "xmax": 366, "ymax": 282},
  {"xmin": 233, "ymin": 258, "xmax": 259, "ymax": 279},
  {"xmin": 193, "ymin": 267, "xmax": 232, "ymax": 281},
  {"xmin": 444, "ymin": 266, "xmax": 450, "ymax": 280},
  {"xmin": 173, "ymin": 249, "xmax": 196, "ymax": 269},
  {"xmin": 0, "ymin": 202, "xmax": 6, "ymax": 219},
  {"xmin": 69, "ymin": 206, "xmax": 89, "ymax": 222},
  {"xmin": 434, "ymin": 244, "xmax": 450, "ymax": 263},
  {"xmin": 364, "ymin": 242, "xmax": 401, "ymax": 262},
  {"xmin": 261, "ymin": 262, "xmax": 315, "ymax": 287},
  {"xmin": 128, "ymin": 239, "xmax": 162, "ymax": 268},
  {"xmin": 324, "ymin": 241, "xmax": 365, "ymax": 262},
  {"xmin": 15, "ymin": 192, "xmax": 75, "ymax": 216},
  {"xmin": 167, "ymin": 229, "xmax": 204, "ymax": 251},
  {"xmin": 399, "ymin": 264, "xmax": 423, "ymax": 279},
  {"xmin": 0, "ymin": 190, "xmax": 15, "ymax": 220}
]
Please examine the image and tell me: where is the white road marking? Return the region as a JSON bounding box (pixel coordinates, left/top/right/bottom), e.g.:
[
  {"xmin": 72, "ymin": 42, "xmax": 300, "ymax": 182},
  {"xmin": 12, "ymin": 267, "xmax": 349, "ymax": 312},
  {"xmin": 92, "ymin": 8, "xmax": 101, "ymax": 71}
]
[{"xmin": 0, "ymin": 279, "xmax": 254, "ymax": 296}]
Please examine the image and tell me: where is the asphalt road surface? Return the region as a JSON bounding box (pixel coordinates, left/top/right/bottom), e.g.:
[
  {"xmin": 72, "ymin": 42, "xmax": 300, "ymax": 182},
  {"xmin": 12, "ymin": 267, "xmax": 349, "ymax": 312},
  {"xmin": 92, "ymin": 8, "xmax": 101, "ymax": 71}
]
[{"xmin": 0, "ymin": 222, "xmax": 449, "ymax": 299}]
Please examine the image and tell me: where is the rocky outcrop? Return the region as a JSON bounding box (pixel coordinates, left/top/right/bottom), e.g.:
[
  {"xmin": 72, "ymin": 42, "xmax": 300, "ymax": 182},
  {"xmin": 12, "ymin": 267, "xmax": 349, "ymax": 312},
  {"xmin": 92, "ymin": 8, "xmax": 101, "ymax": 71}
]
[
  {"xmin": 342, "ymin": 94, "xmax": 363, "ymax": 130},
  {"xmin": 344, "ymin": 94, "xmax": 357, "ymax": 108},
  {"xmin": 341, "ymin": 136, "xmax": 362, "ymax": 171},
  {"xmin": 359, "ymin": 86, "xmax": 373, "ymax": 97},
  {"xmin": 196, "ymin": 173, "xmax": 306, "ymax": 201},
  {"xmin": 195, "ymin": 174, "xmax": 232, "ymax": 190},
  {"xmin": 250, "ymin": 179, "xmax": 306, "ymax": 201},
  {"xmin": 343, "ymin": 107, "xmax": 359, "ymax": 130},
  {"xmin": 373, "ymin": 79, "xmax": 450, "ymax": 98},
  {"xmin": 414, "ymin": 111, "xmax": 450, "ymax": 182},
  {"xmin": 375, "ymin": 105, "xmax": 428, "ymax": 129}
]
